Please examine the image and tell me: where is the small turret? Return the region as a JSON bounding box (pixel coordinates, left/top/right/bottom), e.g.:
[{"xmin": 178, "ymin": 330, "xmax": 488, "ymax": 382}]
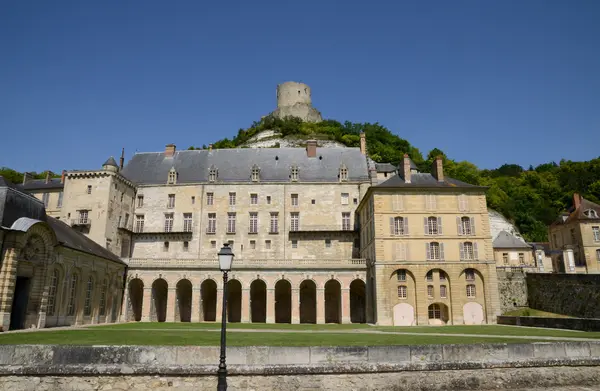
[{"xmin": 102, "ymin": 156, "xmax": 119, "ymax": 172}]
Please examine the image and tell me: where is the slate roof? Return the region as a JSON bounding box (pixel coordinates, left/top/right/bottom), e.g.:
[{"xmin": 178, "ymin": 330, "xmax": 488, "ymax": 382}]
[
  {"xmin": 375, "ymin": 172, "xmax": 485, "ymax": 189},
  {"xmin": 493, "ymin": 230, "xmax": 532, "ymax": 249},
  {"xmin": 555, "ymin": 197, "xmax": 600, "ymax": 225},
  {"xmin": 17, "ymin": 178, "xmax": 64, "ymax": 191},
  {"xmin": 121, "ymin": 147, "xmax": 370, "ymax": 184},
  {"xmin": 103, "ymin": 156, "xmax": 118, "ymax": 167},
  {"xmin": 529, "ymin": 242, "xmax": 551, "ymax": 255},
  {"xmin": 0, "ymin": 176, "xmax": 16, "ymax": 189},
  {"xmin": 375, "ymin": 163, "xmax": 397, "ymax": 173}
]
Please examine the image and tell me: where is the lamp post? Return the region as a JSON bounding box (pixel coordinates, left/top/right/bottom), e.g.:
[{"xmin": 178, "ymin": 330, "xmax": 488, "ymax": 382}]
[{"xmin": 217, "ymin": 243, "xmax": 234, "ymax": 391}]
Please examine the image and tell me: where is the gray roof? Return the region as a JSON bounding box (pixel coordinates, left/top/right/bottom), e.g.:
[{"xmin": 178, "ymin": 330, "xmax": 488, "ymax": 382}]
[
  {"xmin": 17, "ymin": 178, "xmax": 64, "ymax": 191},
  {"xmin": 121, "ymin": 147, "xmax": 370, "ymax": 184},
  {"xmin": 375, "ymin": 163, "xmax": 397, "ymax": 173},
  {"xmin": 103, "ymin": 156, "xmax": 118, "ymax": 167},
  {"xmin": 0, "ymin": 176, "xmax": 16, "ymax": 189},
  {"xmin": 493, "ymin": 230, "xmax": 532, "ymax": 249},
  {"xmin": 375, "ymin": 172, "xmax": 484, "ymax": 189}
]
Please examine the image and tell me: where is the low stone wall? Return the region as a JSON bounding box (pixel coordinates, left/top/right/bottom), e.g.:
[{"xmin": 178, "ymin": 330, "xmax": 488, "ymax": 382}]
[
  {"xmin": 527, "ymin": 273, "xmax": 600, "ymax": 318},
  {"xmin": 498, "ymin": 315, "xmax": 600, "ymax": 332},
  {"xmin": 1, "ymin": 343, "xmax": 600, "ymax": 390}
]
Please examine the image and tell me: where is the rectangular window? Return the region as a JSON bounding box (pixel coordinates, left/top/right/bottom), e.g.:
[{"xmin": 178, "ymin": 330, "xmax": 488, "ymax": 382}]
[
  {"xmin": 87, "ymin": 185, "xmax": 92, "ymax": 194},
  {"xmin": 466, "ymin": 270, "xmax": 475, "ymax": 281},
  {"xmin": 183, "ymin": 241, "xmax": 189, "ymax": 252},
  {"xmin": 425, "ymin": 194, "xmax": 436, "ymax": 209},
  {"xmin": 458, "ymin": 194, "xmax": 469, "ymax": 212},
  {"xmin": 135, "ymin": 215, "xmax": 144, "ymax": 233},
  {"xmin": 593, "ymin": 226, "xmax": 600, "ymax": 242},
  {"xmin": 291, "ymin": 193, "xmax": 298, "ymax": 206},
  {"xmin": 503, "ymin": 253, "xmax": 509, "ymax": 265},
  {"xmin": 183, "ymin": 213, "xmax": 192, "ymax": 232},
  {"xmin": 207, "ymin": 192, "xmax": 214, "ymax": 205},
  {"xmin": 427, "ymin": 285, "xmax": 434, "ymax": 298},
  {"xmin": 227, "ymin": 213, "xmax": 236, "ymax": 233},
  {"xmin": 41, "ymin": 192, "xmax": 49, "ymax": 207},
  {"xmin": 342, "ymin": 212, "xmax": 352, "ymax": 231},
  {"xmin": 211, "ymin": 240, "xmax": 217, "ymax": 249},
  {"xmin": 397, "ymin": 270, "xmax": 406, "ymax": 282},
  {"xmin": 229, "ymin": 192, "xmax": 236, "ymax": 206},
  {"xmin": 191, "ymin": 196, "xmax": 195, "ymax": 204},
  {"xmin": 596, "ymin": 249, "xmax": 600, "ymax": 262},
  {"xmin": 353, "ymin": 198, "xmax": 358, "ymax": 205},
  {"xmin": 79, "ymin": 210, "xmax": 89, "ymax": 224},
  {"xmin": 137, "ymin": 195, "xmax": 144, "ymax": 207},
  {"xmin": 249, "ymin": 212, "xmax": 258, "ymax": 233},
  {"xmin": 440, "ymin": 285, "xmax": 447, "ymax": 298},
  {"xmin": 167, "ymin": 194, "xmax": 175, "ymax": 208},
  {"xmin": 164, "ymin": 213, "xmax": 174, "ymax": 232},
  {"xmin": 250, "ymin": 193, "xmax": 258, "ymax": 205},
  {"xmin": 291, "ymin": 239, "xmax": 298, "ymax": 248},
  {"xmin": 466, "ymin": 284, "xmax": 476, "ymax": 298},
  {"xmin": 341, "ymin": 193, "xmax": 349, "ymax": 205},
  {"xmin": 290, "ymin": 212, "xmax": 299, "ymax": 231},
  {"xmin": 266, "ymin": 195, "xmax": 271, "ymax": 204},
  {"xmin": 57, "ymin": 192, "xmax": 63, "ymax": 208},
  {"xmin": 397, "ymin": 285, "xmax": 407, "ymax": 299},
  {"xmin": 265, "ymin": 240, "xmax": 271, "ymax": 249},
  {"xmin": 250, "ymin": 240, "xmax": 256, "ymax": 249},
  {"xmin": 207, "ymin": 213, "xmax": 216, "ymax": 234},
  {"xmin": 392, "ymin": 194, "xmax": 403, "ymax": 211},
  {"xmin": 325, "ymin": 239, "xmax": 331, "ymax": 248},
  {"xmin": 163, "ymin": 241, "xmax": 169, "ymax": 252},
  {"xmin": 518, "ymin": 252, "xmax": 525, "ymax": 264},
  {"xmin": 270, "ymin": 212, "xmax": 279, "ymax": 233}
]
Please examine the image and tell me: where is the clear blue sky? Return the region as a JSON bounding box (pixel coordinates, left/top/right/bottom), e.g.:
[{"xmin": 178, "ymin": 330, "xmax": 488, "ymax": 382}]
[{"xmin": 1, "ymin": 0, "xmax": 599, "ymax": 173}]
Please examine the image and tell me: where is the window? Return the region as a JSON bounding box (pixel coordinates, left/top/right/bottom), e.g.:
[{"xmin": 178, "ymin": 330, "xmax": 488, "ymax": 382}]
[
  {"xmin": 342, "ymin": 212, "xmax": 352, "ymax": 230},
  {"xmin": 207, "ymin": 213, "xmax": 216, "ymax": 233},
  {"xmin": 290, "ymin": 165, "xmax": 299, "ymax": 181},
  {"xmin": 466, "ymin": 284, "xmax": 476, "ymax": 298},
  {"xmin": 79, "ymin": 210, "xmax": 89, "ymax": 224},
  {"xmin": 250, "ymin": 193, "xmax": 258, "ymax": 205},
  {"xmin": 251, "ymin": 165, "xmax": 260, "ymax": 182},
  {"xmin": 120, "ymin": 193, "xmax": 124, "ymax": 202},
  {"xmin": 47, "ymin": 269, "xmax": 59, "ymax": 316},
  {"xmin": 290, "ymin": 212, "xmax": 299, "ymax": 231},
  {"xmin": 392, "ymin": 194, "xmax": 403, "ymax": 211},
  {"xmin": 82, "ymin": 278, "xmax": 93, "ymax": 315},
  {"xmin": 596, "ymin": 249, "xmax": 600, "ymax": 262},
  {"xmin": 397, "ymin": 285, "xmax": 407, "ymax": 299},
  {"xmin": 503, "ymin": 253, "xmax": 509, "ymax": 265},
  {"xmin": 67, "ymin": 273, "xmax": 78, "ymax": 316},
  {"xmin": 458, "ymin": 194, "xmax": 469, "ymax": 212},
  {"xmin": 249, "ymin": 240, "xmax": 256, "ymax": 249},
  {"xmin": 426, "ymin": 270, "xmax": 433, "ymax": 282},
  {"xmin": 584, "ymin": 209, "xmax": 598, "ymax": 218},
  {"xmin": 440, "ymin": 285, "xmax": 447, "ymax": 298},
  {"xmin": 291, "ymin": 193, "xmax": 298, "ymax": 206},
  {"xmin": 270, "ymin": 212, "xmax": 279, "ymax": 233},
  {"xmin": 205, "ymin": 192, "xmax": 214, "ymax": 205},
  {"xmin": 427, "ymin": 285, "xmax": 434, "ymax": 298},
  {"xmin": 425, "ymin": 194, "xmax": 436, "ymax": 209},
  {"xmin": 164, "ymin": 213, "xmax": 174, "ymax": 232},
  {"xmin": 459, "ymin": 217, "xmax": 474, "ymax": 235},
  {"xmin": 227, "ymin": 213, "xmax": 236, "ymax": 233},
  {"xmin": 42, "ymin": 192, "xmax": 49, "ymax": 207},
  {"xmin": 124, "ymin": 213, "xmax": 129, "ymax": 227},
  {"xmin": 183, "ymin": 213, "xmax": 192, "ymax": 232},
  {"xmin": 229, "ymin": 192, "xmax": 236, "ymax": 206},
  {"xmin": 593, "ymin": 226, "xmax": 600, "ymax": 242},
  {"xmin": 426, "ymin": 216, "xmax": 441, "ymax": 235},
  {"xmin": 518, "ymin": 252, "xmax": 525, "ymax": 264},
  {"xmin": 57, "ymin": 192, "xmax": 63, "ymax": 208},
  {"xmin": 460, "ymin": 242, "xmax": 476, "ymax": 260},
  {"xmin": 397, "ymin": 270, "xmax": 406, "ymax": 282},
  {"xmin": 168, "ymin": 168, "xmax": 177, "ymax": 184},
  {"xmin": 439, "ymin": 271, "xmax": 446, "ymax": 281},
  {"xmin": 249, "ymin": 212, "xmax": 258, "ymax": 233},
  {"xmin": 426, "ymin": 242, "xmax": 443, "ymax": 260},
  {"xmin": 137, "ymin": 195, "xmax": 144, "ymax": 207},
  {"xmin": 291, "ymin": 239, "xmax": 298, "ymax": 248},
  {"xmin": 211, "ymin": 240, "xmax": 217, "ymax": 249},
  {"xmin": 183, "ymin": 241, "xmax": 189, "ymax": 251},
  {"xmin": 311, "ymin": 199, "xmax": 316, "ymax": 204},
  {"xmin": 391, "ymin": 216, "xmax": 408, "ymax": 236},
  {"xmin": 167, "ymin": 194, "xmax": 175, "ymax": 208},
  {"xmin": 339, "ymin": 164, "xmax": 348, "ymax": 181},
  {"xmin": 99, "ymin": 279, "xmax": 108, "ymax": 316},
  {"xmin": 465, "ymin": 269, "xmax": 475, "ymax": 281},
  {"xmin": 191, "ymin": 196, "xmax": 195, "ymax": 204},
  {"xmin": 266, "ymin": 196, "xmax": 271, "ymax": 204},
  {"xmin": 428, "ymin": 304, "xmax": 442, "ymax": 319},
  {"xmin": 87, "ymin": 185, "xmax": 92, "ymax": 194},
  {"xmin": 571, "ymin": 229, "xmax": 576, "ymax": 243},
  {"xmin": 135, "ymin": 215, "xmax": 144, "ymax": 233},
  {"xmin": 353, "ymin": 198, "xmax": 358, "ymax": 205},
  {"xmin": 163, "ymin": 241, "xmax": 169, "ymax": 252},
  {"xmin": 341, "ymin": 193, "xmax": 349, "ymax": 205},
  {"xmin": 325, "ymin": 239, "xmax": 331, "ymax": 248},
  {"xmin": 265, "ymin": 240, "xmax": 271, "ymax": 249},
  {"xmin": 209, "ymin": 166, "xmax": 218, "ymax": 182}
]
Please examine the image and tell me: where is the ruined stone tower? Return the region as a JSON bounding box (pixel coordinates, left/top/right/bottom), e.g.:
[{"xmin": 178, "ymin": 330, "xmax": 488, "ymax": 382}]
[{"xmin": 270, "ymin": 81, "xmax": 323, "ymax": 122}]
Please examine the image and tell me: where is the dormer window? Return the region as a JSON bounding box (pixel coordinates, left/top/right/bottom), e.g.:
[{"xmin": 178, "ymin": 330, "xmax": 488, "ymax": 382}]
[
  {"xmin": 339, "ymin": 164, "xmax": 348, "ymax": 182},
  {"xmin": 290, "ymin": 165, "xmax": 299, "ymax": 182},
  {"xmin": 251, "ymin": 164, "xmax": 260, "ymax": 182},
  {"xmin": 209, "ymin": 166, "xmax": 218, "ymax": 183},
  {"xmin": 584, "ymin": 209, "xmax": 598, "ymax": 218},
  {"xmin": 167, "ymin": 167, "xmax": 177, "ymax": 185}
]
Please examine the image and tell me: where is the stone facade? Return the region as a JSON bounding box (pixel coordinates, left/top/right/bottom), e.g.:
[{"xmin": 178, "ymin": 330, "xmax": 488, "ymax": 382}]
[
  {"xmin": 527, "ymin": 273, "xmax": 600, "ymax": 318},
  {"xmin": 270, "ymin": 81, "xmax": 323, "ymax": 122},
  {"xmin": 496, "ymin": 269, "xmax": 529, "ymax": 314}
]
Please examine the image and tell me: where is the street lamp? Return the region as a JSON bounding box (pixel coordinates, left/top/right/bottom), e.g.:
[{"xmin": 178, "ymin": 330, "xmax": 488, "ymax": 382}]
[{"xmin": 217, "ymin": 243, "xmax": 234, "ymax": 391}]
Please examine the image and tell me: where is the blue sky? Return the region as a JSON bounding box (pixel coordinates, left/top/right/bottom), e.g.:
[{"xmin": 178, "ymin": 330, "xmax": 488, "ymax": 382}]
[{"xmin": 1, "ymin": 0, "xmax": 599, "ymax": 173}]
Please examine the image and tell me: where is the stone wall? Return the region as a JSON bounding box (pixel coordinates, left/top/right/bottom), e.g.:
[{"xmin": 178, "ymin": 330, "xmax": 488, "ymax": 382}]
[
  {"xmin": 498, "ymin": 315, "xmax": 600, "ymax": 332},
  {"xmin": 1, "ymin": 343, "xmax": 600, "ymax": 390},
  {"xmin": 527, "ymin": 273, "xmax": 600, "ymax": 318},
  {"xmin": 496, "ymin": 269, "xmax": 529, "ymax": 314}
]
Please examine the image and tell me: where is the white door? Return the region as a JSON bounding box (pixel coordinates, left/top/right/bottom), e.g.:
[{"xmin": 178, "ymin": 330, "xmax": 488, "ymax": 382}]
[
  {"xmin": 463, "ymin": 302, "xmax": 484, "ymax": 325},
  {"xmin": 393, "ymin": 303, "xmax": 415, "ymax": 326}
]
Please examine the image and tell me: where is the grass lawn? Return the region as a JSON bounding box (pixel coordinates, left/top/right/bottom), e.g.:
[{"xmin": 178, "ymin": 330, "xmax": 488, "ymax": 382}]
[{"xmin": 503, "ymin": 307, "xmax": 572, "ymax": 318}]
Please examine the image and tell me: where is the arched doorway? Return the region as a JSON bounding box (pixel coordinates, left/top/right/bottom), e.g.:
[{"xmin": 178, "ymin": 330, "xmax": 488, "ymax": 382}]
[
  {"xmin": 151, "ymin": 279, "xmax": 168, "ymax": 322},
  {"xmin": 201, "ymin": 279, "xmax": 217, "ymax": 322},
  {"xmin": 176, "ymin": 279, "xmax": 192, "ymax": 322},
  {"xmin": 250, "ymin": 279, "xmax": 267, "ymax": 323},
  {"xmin": 463, "ymin": 302, "xmax": 484, "ymax": 325},
  {"xmin": 227, "ymin": 279, "xmax": 242, "ymax": 323},
  {"xmin": 299, "ymin": 280, "xmax": 316, "ymax": 324},
  {"xmin": 427, "ymin": 303, "xmax": 449, "ymax": 325},
  {"xmin": 128, "ymin": 279, "xmax": 144, "ymax": 322},
  {"xmin": 275, "ymin": 280, "xmax": 291, "ymax": 323},
  {"xmin": 393, "ymin": 303, "xmax": 415, "ymax": 326},
  {"xmin": 349, "ymin": 279, "xmax": 366, "ymax": 323},
  {"xmin": 324, "ymin": 279, "xmax": 341, "ymax": 324}
]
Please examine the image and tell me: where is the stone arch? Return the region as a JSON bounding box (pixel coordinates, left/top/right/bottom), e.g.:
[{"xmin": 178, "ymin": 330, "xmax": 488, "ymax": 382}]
[
  {"xmin": 176, "ymin": 279, "xmax": 193, "ymax": 322},
  {"xmin": 201, "ymin": 279, "xmax": 217, "ymax": 322},
  {"xmin": 324, "ymin": 279, "xmax": 341, "ymax": 324},
  {"xmin": 459, "ymin": 267, "xmax": 486, "ymax": 323},
  {"xmin": 151, "ymin": 278, "xmax": 168, "ymax": 322},
  {"xmin": 227, "ymin": 279, "xmax": 242, "ymax": 323},
  {"xmin": 274, "ymin": 279, "xmax": 292, "ymax": 324},
  {"xmin": 299, "ymin": 279, "xmax": 317, "ymax": 324},
  {"xmin": 250, "ymin": 279, "xmax": 267, "ymax": 323},
  {"xmin": 349, "ymin": 279, "xmax": 366, "ymax": 323},
  {"xmin": 390, "ymin": 268, "xmax": 417, "ymax": 321},
  {"xmin": 424, "ymin": 267, "xmax": 451, "ymax": 310},
  {"xmin": 427, "ymin": 303, "xmax": 450, "ymax": 325}
]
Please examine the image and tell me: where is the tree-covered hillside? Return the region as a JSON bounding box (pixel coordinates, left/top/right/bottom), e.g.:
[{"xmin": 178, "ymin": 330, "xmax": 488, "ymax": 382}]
[
  {"xmin": 188, "ymin": 116, "xmax": 600, "ymax": 242},
  {"xmin": 0, "ymin": 167, "xmax": 59, "ymax": 184}
]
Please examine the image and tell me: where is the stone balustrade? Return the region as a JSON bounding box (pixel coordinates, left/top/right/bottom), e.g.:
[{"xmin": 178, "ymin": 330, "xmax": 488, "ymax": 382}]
[{"xmin": 124, "ymin": 257, "xmax": 367, "ymax": 269}]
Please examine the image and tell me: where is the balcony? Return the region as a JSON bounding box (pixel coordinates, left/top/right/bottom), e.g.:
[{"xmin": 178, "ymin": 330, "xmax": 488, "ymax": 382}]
[
  {"xmin": 124, "ymin": 258, "xmax": 367, "ymax": 270},
  {"xmin": 71, "ymin": 218, "xmax": 91, "ymax": 227},
  {"xmin": 117, "ymin": 220, "xmax": 134, "ymax": 232},
  {"xmin": 289, "ymin": 225, "xmax": 358, "ymax": 233}
]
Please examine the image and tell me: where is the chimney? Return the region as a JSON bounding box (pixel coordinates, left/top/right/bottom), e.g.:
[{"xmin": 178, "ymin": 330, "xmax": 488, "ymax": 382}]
[
  {"xmin": 433, "ymin": 156, "xmax": 444, "ymax": 182},
  {"xmin": 119, "ymin": 148, "xmax": 125, "ymax": 170},
  {"xmin": 209, "ymin": 144, "xmax": 213, "ymax": 152},
  {"xmin": 45, "ymin": 170, "xmax": 53, "ymax": 184},
  {"xmin": 61, "ymin": 170, "xmax": 66, "ymax": 184},
  {"xmin": 401, "ymin": 154, "xmax": 411, "ymax": 184},
  {"xmin": 22, "ymin": 172, "xmax": 33, "ymax": 185},
  {"xmin": 165, "ymin": 144, "xmax": 176, "ymax": 157},
  {"xmin": 359, "ymin": 132, "xmax": 366, "ymax": 155},
  {"xmin": 573, "ymin": 193, "xmax": 582, "ymax": 210},
  {"xmin": 306, "ymin": 140, "xmax": 317, "ymax": 158}
]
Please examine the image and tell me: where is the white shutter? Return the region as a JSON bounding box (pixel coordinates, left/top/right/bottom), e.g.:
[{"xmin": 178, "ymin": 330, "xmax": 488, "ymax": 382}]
[
  {"xmin": 400, "ymin": 243, "xmax": 406, "ymax": 260},
  {"xmin": 459, "ymin": 243, "xmax": 465, "ymax": 260},
  {"xmin": 457, "ymin": 217, "xmax": 463, "ymax": 235},
  {"xmin": 440, "ymin": 243, "xmax": 445, "ymax": 260},
  {"xmin": 392, "ymin": 195, "xmax": 403, "ymax": 211},
  {"xmin": 423, "ymin": 217, "xmax": 429, "ymax": 235},
  {"xmin": 398, "ymin": 195, "xmax": 404, "ymax": 210},
  {"xmin": 425, "ymin": 242, "xmax": 431, "ymax": 260},
  {"xmin": 405, "ymin": 243, "xmax": 410, "ymax": 261},
  {"xmin": 403, "ymin": 217, "xmax": 409, "ymax": 236},
  {"xmin": 394, "ymin": 242, "xmax": 401, "ymax": 260},
  {"xmin": 473, "ymin": 242, "xmax": 479, "ymax": 260},
  {"xmin": 437, "ymin": 217, "xmax": 443, "ymax": 235},
  {"xmin": 389, "ymin": 217, "xmax": 395, "ymax": 236},
  {"xmin": 470, "ymin": 217, "xmax": 476, "ymax": 235}
]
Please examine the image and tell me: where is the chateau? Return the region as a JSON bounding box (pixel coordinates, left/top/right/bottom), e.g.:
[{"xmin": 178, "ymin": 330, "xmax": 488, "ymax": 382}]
[{"xmin": 1, "ymin": 81, "xmax": 521, "ymax": 329}]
